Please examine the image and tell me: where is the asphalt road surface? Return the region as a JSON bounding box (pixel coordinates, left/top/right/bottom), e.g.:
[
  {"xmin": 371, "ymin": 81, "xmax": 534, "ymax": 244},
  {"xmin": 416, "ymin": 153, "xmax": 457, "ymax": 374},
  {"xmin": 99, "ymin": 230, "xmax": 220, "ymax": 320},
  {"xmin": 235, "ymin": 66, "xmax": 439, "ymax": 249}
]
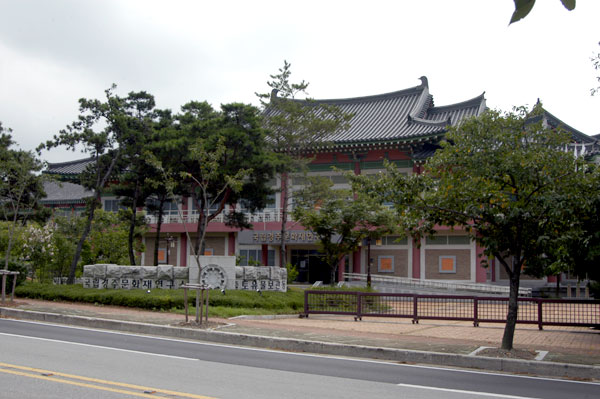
[{"xmin": 0, "ymin": 319, "xmax": 597, "ymax": 398}]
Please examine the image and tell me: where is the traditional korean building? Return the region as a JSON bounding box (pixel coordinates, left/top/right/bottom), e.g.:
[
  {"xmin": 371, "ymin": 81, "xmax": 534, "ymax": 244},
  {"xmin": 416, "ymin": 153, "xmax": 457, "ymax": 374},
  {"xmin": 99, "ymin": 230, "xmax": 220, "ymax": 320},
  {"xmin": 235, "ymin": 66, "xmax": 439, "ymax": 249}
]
[{"xmin": 42, "ymin": 77, "xmax": 598, "ymax": 286}]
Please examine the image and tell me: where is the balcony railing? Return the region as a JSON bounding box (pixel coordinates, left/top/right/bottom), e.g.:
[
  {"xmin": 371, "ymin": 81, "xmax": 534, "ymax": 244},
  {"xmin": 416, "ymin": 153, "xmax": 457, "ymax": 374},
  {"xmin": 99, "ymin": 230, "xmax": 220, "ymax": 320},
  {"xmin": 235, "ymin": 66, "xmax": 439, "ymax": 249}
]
[{"xmin": 145, "ymin": 208, "xmax": 291, "ymax": 225}]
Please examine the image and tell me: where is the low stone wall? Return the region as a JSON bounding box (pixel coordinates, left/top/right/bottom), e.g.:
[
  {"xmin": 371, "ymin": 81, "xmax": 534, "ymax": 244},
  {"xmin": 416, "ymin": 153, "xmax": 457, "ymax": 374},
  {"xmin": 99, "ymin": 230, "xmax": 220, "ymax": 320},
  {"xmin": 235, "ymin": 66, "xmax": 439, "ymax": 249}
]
[
  {"xmin": 75, "ymin": 261, "xmax": 287, "ymax": 292},
  {"xmin": 235, "ymin": 266, "xmax": 287, "ymax": 292}
]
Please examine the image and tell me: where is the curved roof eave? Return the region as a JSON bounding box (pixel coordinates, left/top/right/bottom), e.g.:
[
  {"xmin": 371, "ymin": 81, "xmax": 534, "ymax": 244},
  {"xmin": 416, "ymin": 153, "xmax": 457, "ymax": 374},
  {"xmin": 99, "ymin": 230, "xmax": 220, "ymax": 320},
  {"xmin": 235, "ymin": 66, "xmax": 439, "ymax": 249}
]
[
  {"xmin": 427, "ymin": 92, "xmax": 487, "ymax": 114},
  {"xmin": 542, "ymin": 109, "xmax": 595, "ymax": 144}
]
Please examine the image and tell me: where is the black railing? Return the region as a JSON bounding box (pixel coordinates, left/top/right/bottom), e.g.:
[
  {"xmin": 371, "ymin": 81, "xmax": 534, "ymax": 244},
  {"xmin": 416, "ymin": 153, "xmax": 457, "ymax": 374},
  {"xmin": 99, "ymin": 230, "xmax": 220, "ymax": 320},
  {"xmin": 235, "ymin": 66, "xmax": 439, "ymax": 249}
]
[{"xmin": 303, "ymin": 290, "xmax": 600, "ymax": 330}]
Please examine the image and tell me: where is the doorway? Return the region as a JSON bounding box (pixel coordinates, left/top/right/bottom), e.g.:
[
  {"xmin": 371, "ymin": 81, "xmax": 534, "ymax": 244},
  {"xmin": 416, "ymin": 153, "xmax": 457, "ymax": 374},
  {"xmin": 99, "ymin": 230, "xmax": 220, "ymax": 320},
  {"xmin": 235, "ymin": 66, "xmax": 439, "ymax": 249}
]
[{"xmin": 290, "ymin": 249, "xmax": 330, "ymax": 284}]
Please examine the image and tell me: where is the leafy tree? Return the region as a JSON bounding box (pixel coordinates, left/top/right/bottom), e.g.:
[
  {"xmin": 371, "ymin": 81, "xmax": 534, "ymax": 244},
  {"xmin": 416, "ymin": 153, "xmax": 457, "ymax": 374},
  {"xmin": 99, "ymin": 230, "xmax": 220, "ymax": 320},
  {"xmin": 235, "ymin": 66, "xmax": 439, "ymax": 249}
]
[
  {"xmin": 0, "ymin": 122, "xmax": 48, "ymax": 269},
  {"xmin": 542, "ymin": 176, "xmax": 600, "ymax": 288},
  {"xmin": 179, "ymin": 136, "xmax": 251, "ymax": 278},
  {"xmin": 354, "ymin": 107, "xmax": 594, "ymax": 350},
  {"xmin": 83, "ymin": 210, "xmax": 145, "ymax": 266},
  {"xmin": 257, "ymin": 61, "xmax": 352, "ymax": 266},
  {"xmin": 510, "ymin": 0, "xmax": 575, "ymax": 24},
  {"xmin": 21, "ymin": 222, "xmax": 55, "ymax": 282},
  {"xmin": 144, "ymin": 109, "xmax": 179, "ymax": 266},
  {"xmin": 48, "ymin": 215, "xmax": 84, "ymax": 279},
  {"xmin": 39, "ymin": 86, "xmax": 153, "ymax": 282},
  {"xmin": 111, "ymin": 91, "xmax": 157, "ymax": 265},
  {"xmin": 175, "ymin": 102, "xmax": 276, "ymax": 257},
  {"xmin": 293, "ymin": 177, "xmax": 395, "ymax": 285}
]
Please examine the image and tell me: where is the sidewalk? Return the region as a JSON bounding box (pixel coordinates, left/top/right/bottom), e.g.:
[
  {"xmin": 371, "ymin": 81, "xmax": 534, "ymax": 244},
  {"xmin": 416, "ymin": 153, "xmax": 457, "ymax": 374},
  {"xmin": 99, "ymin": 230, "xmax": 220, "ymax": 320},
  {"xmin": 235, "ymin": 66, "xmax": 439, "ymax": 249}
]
[{"xmin": 2, "ymin": 298, "xmax": 599, "ymax": 378}]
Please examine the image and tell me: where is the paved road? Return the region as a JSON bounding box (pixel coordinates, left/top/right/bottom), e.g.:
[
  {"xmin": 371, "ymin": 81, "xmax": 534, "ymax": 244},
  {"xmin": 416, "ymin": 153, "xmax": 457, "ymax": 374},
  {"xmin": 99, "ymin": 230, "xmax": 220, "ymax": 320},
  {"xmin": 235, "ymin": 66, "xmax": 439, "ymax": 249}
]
[{"xmin": 0, "ymin": 319, "xmax": 597, "ymax": 398}]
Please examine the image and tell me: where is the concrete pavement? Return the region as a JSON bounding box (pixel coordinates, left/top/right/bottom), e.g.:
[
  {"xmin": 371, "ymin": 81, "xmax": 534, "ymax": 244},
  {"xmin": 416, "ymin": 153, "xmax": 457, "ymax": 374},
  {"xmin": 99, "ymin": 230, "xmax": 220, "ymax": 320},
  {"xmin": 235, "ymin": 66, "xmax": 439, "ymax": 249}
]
[{"xmin": 1, "ymin": 298, "xmax": 599, "ymax": 380}]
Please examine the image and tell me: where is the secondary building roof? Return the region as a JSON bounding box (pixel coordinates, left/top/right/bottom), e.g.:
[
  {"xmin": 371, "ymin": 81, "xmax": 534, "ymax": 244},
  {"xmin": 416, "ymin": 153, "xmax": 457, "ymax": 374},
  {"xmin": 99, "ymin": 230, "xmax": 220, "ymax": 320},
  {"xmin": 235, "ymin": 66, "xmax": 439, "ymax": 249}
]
[
  {"xmin": 42, "ymin": 181, "xmax": 93, "ymax": 205},
  {"xmin": 44, "ymin": 157, "xmax": 94, "ymax": 180}
]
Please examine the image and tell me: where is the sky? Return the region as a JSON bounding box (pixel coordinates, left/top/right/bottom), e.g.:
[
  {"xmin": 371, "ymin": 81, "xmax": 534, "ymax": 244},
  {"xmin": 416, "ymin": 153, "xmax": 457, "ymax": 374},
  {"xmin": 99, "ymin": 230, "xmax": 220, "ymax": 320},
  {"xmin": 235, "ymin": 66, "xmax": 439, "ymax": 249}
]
[{"xmin": 1, "ymin": 0, "xmax": 598, "ymax": 164}]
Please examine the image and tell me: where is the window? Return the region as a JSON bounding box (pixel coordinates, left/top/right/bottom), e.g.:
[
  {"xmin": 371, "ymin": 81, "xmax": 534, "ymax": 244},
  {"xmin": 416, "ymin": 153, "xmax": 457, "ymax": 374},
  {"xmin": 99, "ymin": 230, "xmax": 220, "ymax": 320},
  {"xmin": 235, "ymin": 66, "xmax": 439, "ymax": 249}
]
[
  {"xmin": 448, "ymin": 235, "xmax": 471, "ymax": 245},
  {"xmin": 426, "ymin": 235, "xmax": 470, "ymax": 245},
  {"xmin": 378, "ymin": 256, "xmax": 395, "ymax": 273},
  {"xmin": 191, "ymin": 200, "xmax": 219, "ymax": 214},
  {"xmin": 378, "ymin": 236, "xmax": 408, "ymax": 246},
  {"xmin": 439, "ymin": 256, "xmax": 457, "ymax": 273},
  {"xmin": 104, "ymin": 199, "xmax": 127, "ymax": 212},
  {"xmin": 239, "ymin": 249, "xmax": 275, "ymax": 266}
]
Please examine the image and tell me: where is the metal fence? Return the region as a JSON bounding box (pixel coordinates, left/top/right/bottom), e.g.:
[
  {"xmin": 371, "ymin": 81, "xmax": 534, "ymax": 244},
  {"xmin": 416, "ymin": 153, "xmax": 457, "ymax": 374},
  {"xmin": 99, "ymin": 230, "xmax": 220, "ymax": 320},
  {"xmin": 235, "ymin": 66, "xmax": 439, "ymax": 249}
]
[
  {"xmin": 345, "ymin": 273, "xmax": 532, "ymax": 296},
  {"xmin": 303, "ymin": 290, "xmax": 600, "ymax": 330}
]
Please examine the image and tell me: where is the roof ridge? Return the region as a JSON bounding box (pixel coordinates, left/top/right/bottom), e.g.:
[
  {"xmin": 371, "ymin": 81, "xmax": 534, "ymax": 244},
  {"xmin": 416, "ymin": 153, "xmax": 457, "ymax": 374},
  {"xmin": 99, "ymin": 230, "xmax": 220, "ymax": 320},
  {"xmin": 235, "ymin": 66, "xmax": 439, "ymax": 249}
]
[
  {"xmin": 273, "ymin": 77, "xmax": 428, "ymax": 105},
  {"xmin": 427, "ymin": 92, "xmax": 486, "ymax": 113},
  {"xmin": 46, "ymin": 157, "xmax": 94, "ymax": 167}
]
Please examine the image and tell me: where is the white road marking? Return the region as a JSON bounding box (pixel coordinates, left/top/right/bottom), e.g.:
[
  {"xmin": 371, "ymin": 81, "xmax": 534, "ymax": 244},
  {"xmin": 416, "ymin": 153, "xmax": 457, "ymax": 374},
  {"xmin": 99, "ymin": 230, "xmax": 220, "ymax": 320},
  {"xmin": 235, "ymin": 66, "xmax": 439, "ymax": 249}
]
[
  {"xmin": 2, "ymin": 318, "xmax": 599, "ymax": 387},
  {"xmin": 0, "ymin": 332, "xmax": 198, "ymax": 361},
  {"xmin": 396, "ymin": 383, "xmax": 539, "ymax": 398}
]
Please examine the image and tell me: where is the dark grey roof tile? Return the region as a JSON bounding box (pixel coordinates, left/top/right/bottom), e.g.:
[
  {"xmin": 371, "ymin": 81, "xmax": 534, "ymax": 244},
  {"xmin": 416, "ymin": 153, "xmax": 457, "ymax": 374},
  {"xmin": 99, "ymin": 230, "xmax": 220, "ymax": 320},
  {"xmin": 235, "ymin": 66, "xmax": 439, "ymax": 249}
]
[{"xmin": 42, "ymin": 181, "xmax": 93, "ymax": 204}]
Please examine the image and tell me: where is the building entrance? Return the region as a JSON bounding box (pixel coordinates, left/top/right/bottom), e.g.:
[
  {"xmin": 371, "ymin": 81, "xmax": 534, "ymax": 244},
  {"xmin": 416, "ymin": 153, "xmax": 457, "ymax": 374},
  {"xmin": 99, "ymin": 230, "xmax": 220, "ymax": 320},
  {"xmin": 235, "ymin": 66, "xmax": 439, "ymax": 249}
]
[{"xmin": 290, "ymin": 249, "xmax": 331, "ymax": 284}]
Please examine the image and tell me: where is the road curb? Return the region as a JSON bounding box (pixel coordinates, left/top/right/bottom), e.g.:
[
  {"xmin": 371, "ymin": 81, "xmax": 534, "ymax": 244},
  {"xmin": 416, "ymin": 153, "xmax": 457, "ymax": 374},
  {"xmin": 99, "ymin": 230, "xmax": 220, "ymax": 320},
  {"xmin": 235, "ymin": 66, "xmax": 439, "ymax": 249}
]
[{"xmin": 1, "ymin": 307, "xmax": 598, "ymax": 380}]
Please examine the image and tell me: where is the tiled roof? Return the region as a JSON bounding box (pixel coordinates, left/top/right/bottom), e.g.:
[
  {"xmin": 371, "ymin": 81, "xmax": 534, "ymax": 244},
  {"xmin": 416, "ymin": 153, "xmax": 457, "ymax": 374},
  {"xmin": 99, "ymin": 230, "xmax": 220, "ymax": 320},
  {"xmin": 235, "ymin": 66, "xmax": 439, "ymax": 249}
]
[
  {"xmin": 42, "ymin": 181, "xmax": 93, "ymax": 204},
  {"xmin": 45, "ymin": 157, "xmax": 94, "ymax": 176},
  {"xmin": 542, "ymin": 109, "xmax": 595, "ymax": 144},
  {"xmin": 267, "ymin": 76, "xmax": 486, "ymax": 146}
]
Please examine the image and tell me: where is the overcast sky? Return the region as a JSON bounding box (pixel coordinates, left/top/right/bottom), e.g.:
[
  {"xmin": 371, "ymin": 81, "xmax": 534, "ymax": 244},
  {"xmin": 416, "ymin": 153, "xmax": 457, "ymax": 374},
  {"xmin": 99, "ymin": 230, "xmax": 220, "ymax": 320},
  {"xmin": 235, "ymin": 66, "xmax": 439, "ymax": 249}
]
[{"xmin": 1, "ymin": 0, "xmax": 598, "ymax": 164}]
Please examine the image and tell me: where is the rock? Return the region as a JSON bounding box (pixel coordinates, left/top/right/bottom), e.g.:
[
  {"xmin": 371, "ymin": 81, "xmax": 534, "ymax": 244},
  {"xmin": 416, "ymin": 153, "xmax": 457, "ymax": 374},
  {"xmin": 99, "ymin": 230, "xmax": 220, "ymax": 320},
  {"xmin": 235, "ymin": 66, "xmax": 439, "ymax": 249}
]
[{"xmin": 157, "ymin": 265, "xmax": 173, "ymax": 280}]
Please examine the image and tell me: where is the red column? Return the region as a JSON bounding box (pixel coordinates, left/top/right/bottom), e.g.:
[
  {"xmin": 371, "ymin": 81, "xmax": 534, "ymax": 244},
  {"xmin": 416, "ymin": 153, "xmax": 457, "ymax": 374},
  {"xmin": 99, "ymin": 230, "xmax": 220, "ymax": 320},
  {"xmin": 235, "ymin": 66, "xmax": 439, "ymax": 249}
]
[
  {"xmin": 261, "ymin": 244, "xmax": 269, "ymax": 266},
  {"xmin": 412, "ymin": 238, "xmax": 420, "ymax": 279},
  {"xmin": 179, "ymin": 234, "xmax": 187, "ymax": 267},
  {"xmin": 228, "ymin": 232, "xmax": 236, "ymax": 256}
]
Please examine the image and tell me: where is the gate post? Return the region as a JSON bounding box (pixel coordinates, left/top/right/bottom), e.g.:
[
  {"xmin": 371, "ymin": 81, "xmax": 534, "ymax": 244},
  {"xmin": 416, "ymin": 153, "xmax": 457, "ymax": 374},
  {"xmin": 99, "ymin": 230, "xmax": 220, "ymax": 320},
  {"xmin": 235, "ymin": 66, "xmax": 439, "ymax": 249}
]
[
  {"xmin": 355, "ymin": 292, "xmax": 362, "ymax": 321},
  {"xmin": 473, "ymin": 297, "xmax": 479, "ymax": 327},
  {"xmin": 412, "ymin": 295, "xmax": 419, "ymax": 324},
  {"xmin": 537, "ymin": 298, "xmax": 543, "ymax": 330}
]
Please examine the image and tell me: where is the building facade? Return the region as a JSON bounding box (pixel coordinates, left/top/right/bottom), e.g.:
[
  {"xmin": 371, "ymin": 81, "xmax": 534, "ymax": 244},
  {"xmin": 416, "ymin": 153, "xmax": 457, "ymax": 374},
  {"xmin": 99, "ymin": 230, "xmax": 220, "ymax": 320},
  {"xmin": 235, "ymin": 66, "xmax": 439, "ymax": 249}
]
[{"xmin": 43, "ymin": 77, "xmax": 598, "ymax": 286}]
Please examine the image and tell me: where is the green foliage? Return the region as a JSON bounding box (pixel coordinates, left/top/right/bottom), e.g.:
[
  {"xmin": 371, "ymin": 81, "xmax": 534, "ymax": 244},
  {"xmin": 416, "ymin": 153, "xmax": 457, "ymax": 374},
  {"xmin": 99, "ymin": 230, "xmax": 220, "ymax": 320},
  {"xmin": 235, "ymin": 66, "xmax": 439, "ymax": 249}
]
[
  {"xmin": 83, "ymin": 210, "xmax": 143, "ymax": 266},
  {"xmin": 352, "ymin": 106, "xmax": 597, "ymax": 350},
  {"xmin": 510, "ymin": 0, "xmax": 575, "ymax": 24},
  {"xmin": 0, "ymin": 221, "xmax": 26, "ymax": 261},
  {"xmin": 293, "ymin": 176, "xmax": 395, "ymax": 285},
  {"xmin": 257, "ymin": 61, "xmax": 353, "ymax": 266},
  {"xmin": 21, "ymin": 222, "xmax": 55, "ymax": 282},
  {"xmin": 286, "ymin": 262, "xmax": 299, "ymax": 284},
  {"xmin": 158, "ymin": 101, "xmax": 277, "ymax": 257},
  {"xmin": 37, "ymin": 86, "xmax": 160, "ymax": 282},
  {"xmin": 0, "ymin": 122, "xmax": 47, "ymax": 269},
  {"xmin": 15, "ymin": 282, "xmax": 305, "ymax": 316},
  {"xmin": 6, "ymin": 260, "xmax": 27, "ymax": 287}
]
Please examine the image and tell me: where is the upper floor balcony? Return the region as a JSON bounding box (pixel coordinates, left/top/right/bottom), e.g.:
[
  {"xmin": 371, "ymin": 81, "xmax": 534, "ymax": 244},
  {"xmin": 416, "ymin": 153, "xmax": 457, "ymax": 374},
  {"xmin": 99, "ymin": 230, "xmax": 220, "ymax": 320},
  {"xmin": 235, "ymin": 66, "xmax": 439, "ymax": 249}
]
[{"xmin": 144, "ymin": 208, "xmax": 293, "ymax": 225}]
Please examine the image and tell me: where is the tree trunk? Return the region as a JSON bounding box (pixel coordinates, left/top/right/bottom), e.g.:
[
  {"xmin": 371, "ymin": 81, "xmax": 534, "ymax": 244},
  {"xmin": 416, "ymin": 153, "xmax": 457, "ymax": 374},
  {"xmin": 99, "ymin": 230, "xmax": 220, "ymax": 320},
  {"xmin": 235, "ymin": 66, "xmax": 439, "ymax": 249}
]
[
  {"xmin": 68, "ymin": 199, "xmax": 98, "ymax": 284},
  {"xmin": 501, "ymin": 258, "xmax": 521, "ymax": 350},
  {"xmin": 153, "ymin": 198, "xmax": 166, "ymax": 266},
  {"xmin": 4, "ymin": 205, "xmax": 20, "ymax": 269},
  {"xmin": 330, "ymin": 261, "xmax": 337, "ymax": 286},
  {"xmin": 128, "ymin": 180, "xmax": 140, "ymax": 266},
  {"xmin": 279, "ymin": 172, "xmax": 288, "ymax": 268}
]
